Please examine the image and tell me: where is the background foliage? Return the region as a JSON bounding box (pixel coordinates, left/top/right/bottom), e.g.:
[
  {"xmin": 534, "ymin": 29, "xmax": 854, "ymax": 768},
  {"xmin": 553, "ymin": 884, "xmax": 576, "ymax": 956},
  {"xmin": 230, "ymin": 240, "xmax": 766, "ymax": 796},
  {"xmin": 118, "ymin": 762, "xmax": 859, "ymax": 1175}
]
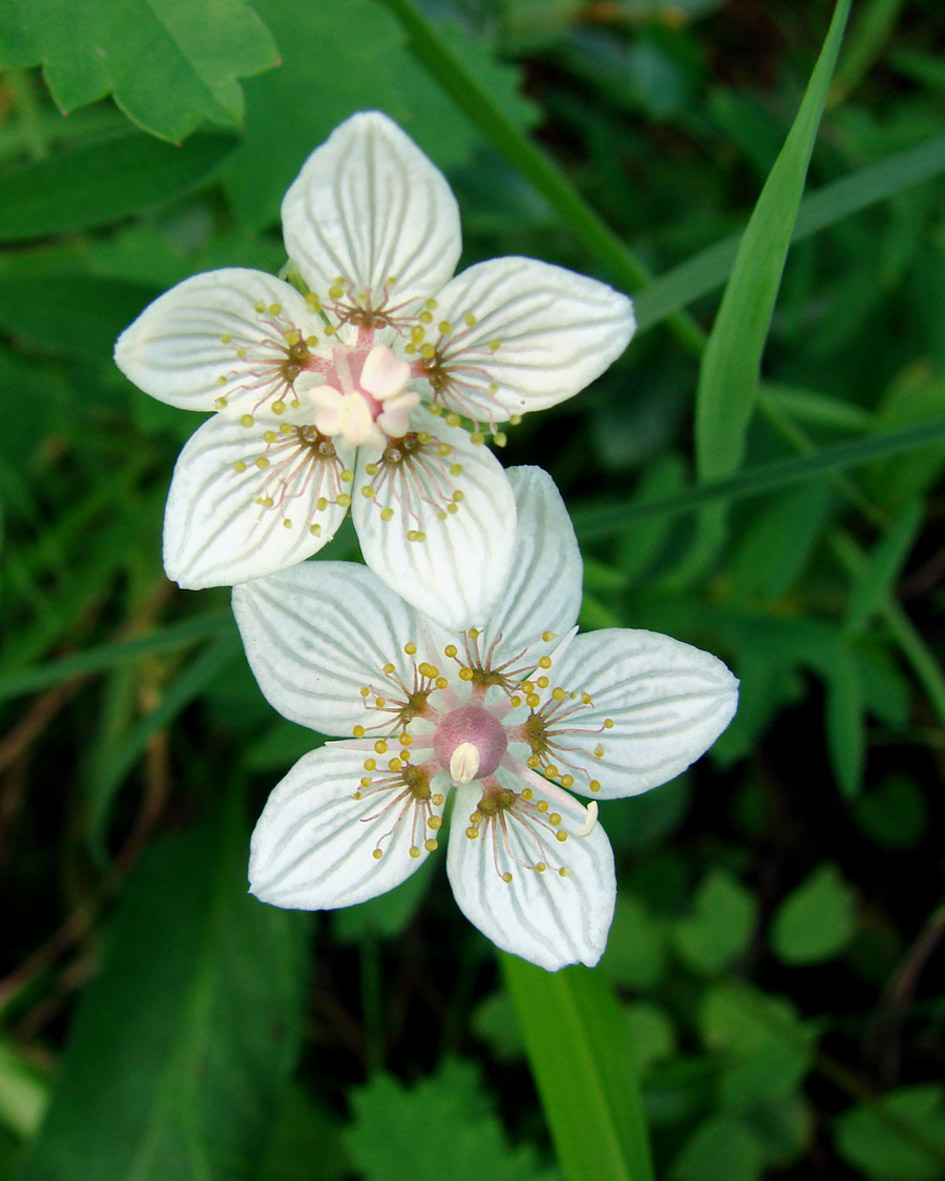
[{"xmin": 1, "ymin": 0, "xmax": 945, "ymax": 1178}]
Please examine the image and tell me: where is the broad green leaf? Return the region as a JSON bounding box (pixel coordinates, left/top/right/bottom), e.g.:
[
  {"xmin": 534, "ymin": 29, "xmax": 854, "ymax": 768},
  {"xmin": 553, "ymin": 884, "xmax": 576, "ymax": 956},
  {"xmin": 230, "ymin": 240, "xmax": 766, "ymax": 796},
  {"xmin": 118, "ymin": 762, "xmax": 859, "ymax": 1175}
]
[
  {"xmin": 259, "ymin": 1087, "xmax": 350, "ymax": 1181},
  {"xmin": 623, "ymin": 1002, "xmax": 675, "ymax": 1074},
  {"xmin": 695, "ymin": 0, "xmax": 850, "ymax": 484},
  {"xmin": 19, "ymin": 809, "xmax": 309, "ymax": 1181},
  {"xmin": 726, "ymin": 483, "xmax": 832, "ymax": 602},
  {"xmin": 845, "ymin": 498, "xmax": 923, "ymax": 634},
  {"xmin": 346, "ymin": 1059, "xmax": 557, "ymax": 1181},
  {"xmin": 633, "ymin": 132, "xmax": 945, "ymax": 334},
  {"xmin": 770, "ymin": 864, "xmax": 857, "ymax": 965},
  {"xmin": 835, "ymin": 1085, "xmax": 945, "ymax": 1180},
  {"xmin": 503, "ymin": 958, "xmax": 654, "ymax": 1181},
  {"xmin": 0, "ymin": 131, "xmax": 236, "ymax": 242},
  {"xmin": 0, "ymin": 1, "xmax": 278, "ymax": 141},
  {"xmin": 672, "ymin": 870, "xmax": 757, "ymax": 976},
  {"xmin": 223, "ymin": 0, "xmax": 537, "ymax": 228}
]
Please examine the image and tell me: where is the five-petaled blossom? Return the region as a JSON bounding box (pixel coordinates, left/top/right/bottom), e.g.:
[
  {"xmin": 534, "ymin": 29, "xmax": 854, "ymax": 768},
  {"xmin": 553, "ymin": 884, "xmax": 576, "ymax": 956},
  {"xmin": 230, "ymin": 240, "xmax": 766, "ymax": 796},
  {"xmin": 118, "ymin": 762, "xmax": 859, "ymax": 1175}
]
[
  {"xmin": 114, "ymin": 111, "xmax": 635, "ymax": 629},
  {"xmin": 233, "ymin": 468, "xmax": 738, "ymax": 971}
]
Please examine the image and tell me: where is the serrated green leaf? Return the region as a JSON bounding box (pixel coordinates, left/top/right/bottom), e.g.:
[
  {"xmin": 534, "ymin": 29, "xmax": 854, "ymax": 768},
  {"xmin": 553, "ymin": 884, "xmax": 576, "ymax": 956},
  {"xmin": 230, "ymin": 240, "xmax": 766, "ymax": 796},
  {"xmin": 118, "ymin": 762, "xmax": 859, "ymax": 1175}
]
[
  {"xmin": 0, "ymin": 130, "xmax": 236, "ymax": 242},
  {"xmin": 852, "ymin": 774, "xmax": 927, "ymax": 849},
  {"xmin": 695, "ymin": 0, "xmax": 850, "ymax": 484},
  {"xmin": 18, "ymin": 809, "xmax": 310, "ymax": 1180},
  {"xmin": 673, "ymin": 870, "xmax": 757, "ymax": 976},
  {"xmin": 770, "ymin": 864, "xmax": 857, "ymax": 965},
  {"xmin": 1, "ymin": 0, "xmax": 279, "ymax": 141},
  {"xmin": 346, "ymin": 1059, "xmax": 557, "ymax": 1181}
]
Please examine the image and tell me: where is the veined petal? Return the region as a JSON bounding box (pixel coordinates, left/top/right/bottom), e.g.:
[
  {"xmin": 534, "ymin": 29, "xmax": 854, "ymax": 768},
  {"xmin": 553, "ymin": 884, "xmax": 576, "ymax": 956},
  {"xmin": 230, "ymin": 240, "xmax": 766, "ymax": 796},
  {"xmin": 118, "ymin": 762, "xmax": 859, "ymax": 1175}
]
[
  {"xmin": 250, "ymin": 744, "xmax": 439, "ymax": 910},
  {"xmin": 547, "ymin": 630, "xmax": 739, "ymax": 801},
  {"xmin": 114, "ymin": 269, "xmax": 319, "ymax": 412},
  {"xmin": 430, "ymin": 257, "xmax": 635, "ymax": 422},
  {"xmin": 352, "ymin": 421, "xmax": 515, "ymax": 631},
  {"xmin": 163, "ymin": 410, "xmax": 351, "ymax": 589},
  {"xmin": 446, "ymin": 780, "xmax": 616, "ymax": 971},
  {"xmin": 232, "ymin": 562, "xmax": 419, "ymax": 734},
  {"xmin": 282, "ymin": 111, "xmax": 461, "ymax": 315},
  {"xmin": 478, "ymin": 467, "xmax": 582, "ymax": 668}
]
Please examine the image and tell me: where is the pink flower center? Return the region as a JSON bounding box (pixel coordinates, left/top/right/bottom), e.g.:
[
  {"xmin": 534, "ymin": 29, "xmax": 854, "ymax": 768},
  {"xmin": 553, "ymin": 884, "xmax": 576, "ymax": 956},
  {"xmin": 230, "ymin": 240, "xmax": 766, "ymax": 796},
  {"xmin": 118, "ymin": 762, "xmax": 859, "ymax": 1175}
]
[{"xmin": 433, "ymin": 704, "xmax": 508, "ymax": 782}]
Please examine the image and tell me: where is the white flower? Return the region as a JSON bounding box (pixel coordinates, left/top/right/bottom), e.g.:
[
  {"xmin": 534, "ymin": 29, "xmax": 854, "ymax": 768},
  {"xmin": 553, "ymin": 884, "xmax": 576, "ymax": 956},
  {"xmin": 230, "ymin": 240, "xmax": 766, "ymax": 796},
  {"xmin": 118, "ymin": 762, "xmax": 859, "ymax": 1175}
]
[
  {"xmin": 114, "ymin": 111, "xmax": 635, "ymax": 630},
  {"xmin": 233, "ymin": 467, "xmax": 738, "ymax": 972}
]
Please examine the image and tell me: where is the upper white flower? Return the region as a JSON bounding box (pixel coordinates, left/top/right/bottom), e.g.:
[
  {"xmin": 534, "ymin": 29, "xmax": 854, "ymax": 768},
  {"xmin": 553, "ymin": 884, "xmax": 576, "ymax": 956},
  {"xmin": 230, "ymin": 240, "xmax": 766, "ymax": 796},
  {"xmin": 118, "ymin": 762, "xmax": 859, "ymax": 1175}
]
[
  {"xmin": 114, "ymin": 112, "xmax": 636, "ymax": 630},
  {"xmin": 233, "ymin": 467, "xmax": 738, "ymax": 972}
]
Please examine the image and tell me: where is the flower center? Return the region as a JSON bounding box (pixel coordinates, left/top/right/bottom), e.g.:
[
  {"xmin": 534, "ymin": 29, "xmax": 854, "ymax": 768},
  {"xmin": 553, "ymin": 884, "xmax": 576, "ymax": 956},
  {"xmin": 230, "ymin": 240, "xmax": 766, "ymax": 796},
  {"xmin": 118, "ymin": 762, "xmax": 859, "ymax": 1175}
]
[
  {"xmin": 433, "ymin": 704, "xmax": 508, "ymax": 783},
  {"xmin": 309, "ymin": 342, "xmax": 419, "ymax": 450}
]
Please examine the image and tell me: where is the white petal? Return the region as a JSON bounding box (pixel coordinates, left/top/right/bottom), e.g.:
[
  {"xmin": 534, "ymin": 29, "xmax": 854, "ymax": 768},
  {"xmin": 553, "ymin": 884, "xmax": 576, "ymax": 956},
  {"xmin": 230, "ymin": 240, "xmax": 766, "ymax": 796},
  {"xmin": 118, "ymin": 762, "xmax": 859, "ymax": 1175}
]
[
  {"xmin": 477, "ymin": 467, "xmax": 582, "ymax": 668},
  {"xmin": 546, "ymin": 630, "xmax": 739, "ymax": 800},
  {"xmin": 431, "ymin": 257, "xmax": 635, "ymax": 422},
  {"xmin": 232, "ymin": 562, "xmax": 420, "ymax": 734},
  {"xmin": 282, "ymin": 111, "xmax": 461, "ymax": 314},
  {"xmin": 352, "ymin": 421, "xmax": 515, "ymax": 631},
  {"xmin": 446, "ymin": 780, "xmax": 616, "ymax": 971},
  {"xmin": 163, "ymin": 410, "xmax": 351, "ymax": 589},
  {"xmin": 114, "ymin": 269, "xmax": 319, "ymax": 411},
  {"xmin": 250, "ymin": 744, "xmax": 440, "ymax": 909}
]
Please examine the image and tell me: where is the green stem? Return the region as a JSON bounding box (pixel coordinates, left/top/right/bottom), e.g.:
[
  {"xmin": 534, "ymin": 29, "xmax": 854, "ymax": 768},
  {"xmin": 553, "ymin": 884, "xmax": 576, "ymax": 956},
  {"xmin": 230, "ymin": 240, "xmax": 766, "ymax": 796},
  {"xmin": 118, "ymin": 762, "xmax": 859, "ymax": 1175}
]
[{"xmin": 373, "ymin": 0, "xmax": 706, "ymax": 355}]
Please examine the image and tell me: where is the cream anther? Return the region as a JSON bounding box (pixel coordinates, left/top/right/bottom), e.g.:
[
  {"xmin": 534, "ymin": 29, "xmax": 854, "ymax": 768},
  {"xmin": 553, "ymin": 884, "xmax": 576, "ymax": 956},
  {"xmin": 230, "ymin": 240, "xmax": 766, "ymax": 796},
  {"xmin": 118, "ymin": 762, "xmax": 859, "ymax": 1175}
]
[
  {"xmin": 573, "ymin": 801, "xmax": 599, "ymax": 838},
  {"xmin": 450, "ymin": 742, "xmax": 481, "ymax": 784}
]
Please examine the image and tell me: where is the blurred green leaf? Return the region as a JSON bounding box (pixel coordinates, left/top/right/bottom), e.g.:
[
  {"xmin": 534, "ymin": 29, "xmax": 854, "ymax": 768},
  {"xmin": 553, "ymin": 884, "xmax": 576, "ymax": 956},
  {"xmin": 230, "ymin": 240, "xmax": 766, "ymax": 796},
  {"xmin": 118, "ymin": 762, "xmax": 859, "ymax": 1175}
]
[
  {"xmin": 852, "ymin": 774, "xmax": 928, "ymax": 849},
  {"xmin": 222, "ymin": 0, "xmax": 536, "ymax": 228},
  {"xmin": 623, "ymin": 1002, "xmax": 675, "ymax": 1075},
  {"xmin": 600, "ymin": 895, "xmax": 668, "ymax": 990},
  {"xmin": 835, "ymin": 1085, "xmax": 945, "ymax": 1180},
  {"xmin": 332, "ymin": 854, "xmax": 438, "ymax": 943},
  {"xmin": 0, "ymin": 1, "xmax": 278, "ymax": 141},
  {"xmin": 259, "ymin": 1086, "xmax": 350, "ymax": 1181},
  {"xmin": 0, "ymin": 130, "xmax": 236, "ymax": 242},
  {"xmin": 671, "ymin": 1116, "xmax": 764, "ymax": 1181},
  {"xmin": 845, "ymin": 498, "xmax": 923, "ymax": 634},
  {"xmin": 19, "ymin": 809, "xmax": 310, "ymax": 1180},
  {"xmin": 695, "ymin": 0, "xmax": 850, "ymax": 484},
  {"xmin": 0, "ymin": 1041, "xmax": 47, "ymax": 1142},
  {"xmin": 347, "ymin": 1058, "xmax": 557, "ymax": 1181},
  {"xmin": 673, "ymin": 870, "xmax": 757, "ymax": 976},
  {"xmin": 770, "ymin": 864, "xmax": 857, "ymax": 965},
  {"xmin": 635, "ymin": 133, "xmax": 945, "ymax": 334}
]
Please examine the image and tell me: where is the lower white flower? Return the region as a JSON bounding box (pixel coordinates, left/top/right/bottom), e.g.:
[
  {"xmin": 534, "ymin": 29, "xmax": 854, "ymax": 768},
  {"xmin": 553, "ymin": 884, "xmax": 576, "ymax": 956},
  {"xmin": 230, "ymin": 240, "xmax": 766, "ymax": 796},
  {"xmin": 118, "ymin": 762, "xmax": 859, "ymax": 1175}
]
[{"xmin": 234, "ymin": 468, "xmax": 738, "ymax": 971}]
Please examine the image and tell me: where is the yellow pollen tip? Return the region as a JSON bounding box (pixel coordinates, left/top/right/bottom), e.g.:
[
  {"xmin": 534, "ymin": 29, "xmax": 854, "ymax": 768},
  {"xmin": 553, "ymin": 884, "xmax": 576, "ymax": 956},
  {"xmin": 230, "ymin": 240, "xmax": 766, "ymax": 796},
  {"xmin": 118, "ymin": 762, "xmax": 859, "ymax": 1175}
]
[
  {"xmin": 365, "ymin": 462, "xmax": 379, "ymax": 476},
  {"xmin": 465, "ymin": 827, "xmax": 479, "ymax": 840},
  {"xmin": 536, "ymin": 800, "xmax": 548, "ymax": 813},
  {"xmin": 419, "ymin": 310, "xmax": 433, "ymax": 324},
  {"xmin": 383, "ymin": 663, "xmax": 395, "ymax": 674},
  {"xmin": 549, "ymin": 812, "xmax": 561, "ymax": 825},
  {"xmin": 467, "ymin": 628, "xmax": 480, "ymax": 640},
  {"xmin": 364, "ymin": 758, "xmax": 376, "ymax": 771},
  {"xmin": 526, "ymin": 693, "xmax": 540, "ymax": 708},
  {"xmin": 435, "ymin": 677, "xmax": 448, "ymax": 689},
  {"xmin": 438, "ymin": 320, "xmax": 452, "ymax": 335},
  {"xmin": 305, "ymin": 293, "xmax": 321, "ymax": 311},
  {"xmin": 432, "ymin": 793, "xmax": 445, "ymax": 806},
  {"xmin": 604, "ymin": 718, "xmax": 614, "ymax": 729},
  {"xmin": 509, "ymin": 695, "xmax": 522, "ymax": 707},
  {"xmin": 264, "ymin": 430, "xmax": 277, "ymax": 443},
  {"xmin": 407, "ymin": 530, "xmax": 425, "ymax": 542},
  {"xmin": 493, "ymin": 432, "xmax": 507, "ymax": 447},
  {"xmin": 458, "ymin": 667, "xmax": 474, "ymax": 682},
  {"xmin": 594, "ymin": 744, "xmax": 605, "ymax": 759},
  {"xmin": 561, "ymin": 775, "xmax": 574, "ymax": 788},
  {"xmin": 589, "ymin": 779, "xmax": 601, "ymax": 793},
  {"xmin": 470, "ymin": 432, "xmax": 485, "ymax": 446},
  {"xmin": 219, "ymin": 332, "xmax": 232, "ymax": 344},
  {"xmin": 428, "ymin": 816, "xmax": 442, "ymax": 830},
  {"xmin": 306, "ymin": 335, "xmax": 319, "ymax": 347},
  {"xmin": 352, "ymin": 725, "xmax": 365, "ymax": 738},
  {"xmin": 464, "ymin": 313, "xmax": 477, "ymax": 327},
  {"xmin": 552, "ymin": 688, "xmax": 566, "ymax": 701},
  {"xmin": 282, "ymin": 518, "xmax": 292, "ymax": 529},
  {"xmin": 501, "ymin": 872, "xmax": 513, "ymax": 883},
  {"xmin": 437, "ymin": 443, "xmax": 451, "ymax": 457},
  {"xmin": 254, "ymin": 300, "xmax": 266, "ymax": 313},
  {"xmin": 336, "ymin": 493, "xmax": 351, "ymax": 507},
  {"xmin": 404, "ymin": 642, "xmax": 417, "ymax": 655},
  {"xmin": 268, "ymin": 303, "xmax": 282, "ymax": 316},
  {"xmin": 255, "ymin": 457, "xmax": 269, "ymax": 470},
  {"xmin": 340, "ymin": 469, "xmax": 354, "ymax": 482},
  {"xmin": 232, "ymin": 460, "xmax": 246, "ymax": 473},
  {"xmin": 272, "ymin": 400, "xmax": 286, "ymax": 414},
  {"xmin": 449, "ymin": 463, "xmax": 463, "ymax": 476},
  {"xmin": 374, "ymin": 740, "xmax": 388, "ymax": 754},
  {"xmin": 428, "ymin": 403, "xmax": 443, "ymax": 416},
  {"xmin": 424, "ymin": 839, "xmax": 438, "ymax": 852},
  {"xmin": 380, "ymin": 507, "xmax": 394, "ymax": 521},
  {"xmin": 537, "ymin": 676, "xmax": 549, "ymax": 689},
  {"xmin": 521, "ymin": 788, "xmax": 533, "ymax": 801},
  {"xmin": 539, "ymin": 656, "xmax": 552, "ymax": 669},
  {"xmin": 240, "ymin": 414, "xmax": 254, "ymax": 428},
  {"xmin": 535, "ymin": 862, "xmax": 547, "ymax": 873},
  {"xmin": 444, "ymin": 645, "xmax": 458, "ymax": 658},
  {"xmin": 372, "ymin": 848, "xmax": 383, "ymax": 860},
  {"xmin": 420, "ymin": 343, "xmax": 435, "ymax": 359},
  {"xmin": 556, "ymin": 831, "xmax": 568, "ymax": 842},
  {"xmin": 489, "ymin": 339, "xmax": 501, "ymax": 351},
  {"xmin": 445, "ymin": 412, "xmax": 461, "ymax": 427},
  {"xmin": 284, "ymin": 328, "xmax": 300, "ymax": 346},
  {"xmin": 361, "ymin": 485, "xmax": 374, "ymax": 498},
  {"xmin": 542, "ymin": 631, "xmax": 557, "ymax": 642}
]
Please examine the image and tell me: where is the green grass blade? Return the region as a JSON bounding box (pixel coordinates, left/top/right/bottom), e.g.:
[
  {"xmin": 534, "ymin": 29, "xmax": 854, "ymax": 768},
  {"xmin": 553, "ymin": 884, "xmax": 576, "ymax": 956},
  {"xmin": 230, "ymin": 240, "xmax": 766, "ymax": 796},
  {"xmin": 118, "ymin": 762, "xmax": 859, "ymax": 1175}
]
[
  {"xmin": 502, "ymin": 957, "xmax": 654, "ymax": 1181},
  {"xmin": 571, "ymin": 415, "xmax": 945, "ymax": 540},
  {"xmin": 844, "ymin": 498, "xmax": 923, "ymax": 635},
  {"xmin": 695, "ymin": 0, "xmax": 851, "ymax": 484},
  {"xmin": 0, "ymin": 612, "xmax": 235, "ymax": 704},
  {"xmin": 634, "ymin": 131, "xmax": 945, "ymax": 336}
]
